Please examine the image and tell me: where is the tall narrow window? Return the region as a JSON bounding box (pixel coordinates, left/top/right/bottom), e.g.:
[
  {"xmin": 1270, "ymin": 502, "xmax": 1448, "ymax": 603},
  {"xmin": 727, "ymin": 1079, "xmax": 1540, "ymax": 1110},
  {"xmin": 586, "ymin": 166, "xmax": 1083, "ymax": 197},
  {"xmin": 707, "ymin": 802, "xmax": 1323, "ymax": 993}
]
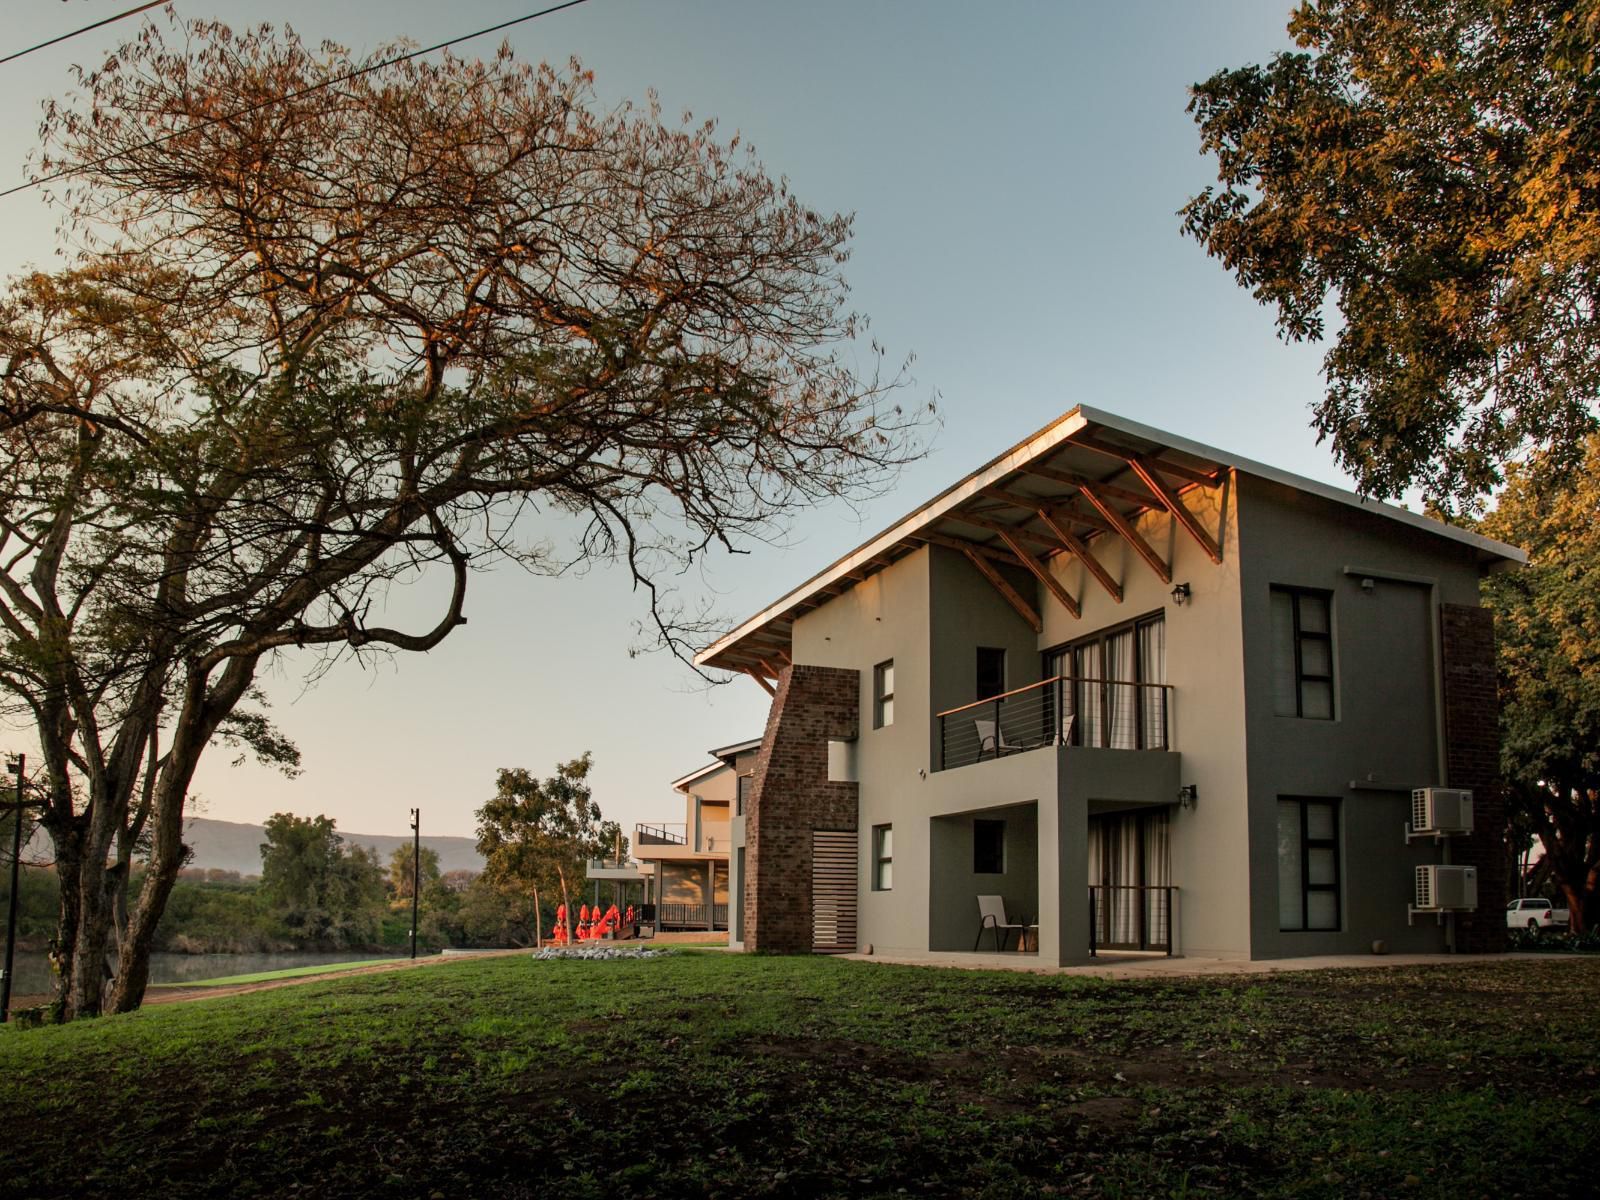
[
  {"xmin": 1271, "ymin": 587, "xmax": 1334, "ymax": 719},
  {"xmin": 1277, "ymin": 797, "xmax": 1341, "ymax": 931},
  {"xmin": 872, "ymin": 824, "xmax": 893, "ymax": 890},
  {"xmin": 736, "ymin": 773, "xmax": 751, "ymax": 816},
  {"xmin": 976, "ymin": 646, "xmax": 1007, "ymax": 701},
  {"xmin": 873, "ymin": 660, "xmax": 895, "ymax": 729},
  {"xmin": 974, "ymin": 819, "xmax": 1006, "ymax": 874}
]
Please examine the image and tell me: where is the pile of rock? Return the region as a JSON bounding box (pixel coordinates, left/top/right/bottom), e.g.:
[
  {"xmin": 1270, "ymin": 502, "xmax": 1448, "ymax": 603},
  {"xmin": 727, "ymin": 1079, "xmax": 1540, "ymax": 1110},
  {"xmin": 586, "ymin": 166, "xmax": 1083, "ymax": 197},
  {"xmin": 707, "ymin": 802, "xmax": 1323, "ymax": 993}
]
[{"xmin": 530, "ymin": 944, "xmax": 670, "ymax": 962}]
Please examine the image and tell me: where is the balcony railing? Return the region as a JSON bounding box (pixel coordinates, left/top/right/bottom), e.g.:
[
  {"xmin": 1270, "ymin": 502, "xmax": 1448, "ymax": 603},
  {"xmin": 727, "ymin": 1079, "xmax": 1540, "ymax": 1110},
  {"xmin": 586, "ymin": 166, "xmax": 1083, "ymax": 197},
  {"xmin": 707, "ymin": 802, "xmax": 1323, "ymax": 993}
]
[
  {"xmin": 636, "ymin": 822, "xmax": 687, "ymax": 846},
  {"xmin": 937, "ymin": 675, "xmax": 1172, "ymax": 771},
  {"xmin": 657, "ymin": 902, "xmax": 730, "ymax": 930},
  {"xmin": 1088, "ymin": 885, "xmax": 1176, "ymax": 955}
]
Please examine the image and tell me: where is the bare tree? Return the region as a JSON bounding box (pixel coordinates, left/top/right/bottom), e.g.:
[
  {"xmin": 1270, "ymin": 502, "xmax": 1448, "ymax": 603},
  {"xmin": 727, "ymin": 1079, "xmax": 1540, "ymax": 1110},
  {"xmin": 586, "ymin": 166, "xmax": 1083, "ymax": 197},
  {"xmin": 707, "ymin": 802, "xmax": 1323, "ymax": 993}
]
[{"xmin": 0, "ymin": 19, "xmax": 921, "ymax": 1018}]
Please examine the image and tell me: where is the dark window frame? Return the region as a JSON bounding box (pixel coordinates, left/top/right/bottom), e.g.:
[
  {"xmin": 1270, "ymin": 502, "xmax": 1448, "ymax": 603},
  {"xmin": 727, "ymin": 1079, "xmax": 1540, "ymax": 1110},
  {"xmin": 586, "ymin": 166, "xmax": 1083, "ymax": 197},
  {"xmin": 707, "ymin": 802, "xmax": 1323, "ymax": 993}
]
[
  {"xmin": 872, "ymin": 823, "xmax": 893, "ymax": 891},
  {"xmin": 1272, "ymin": 586, "xmax": 1334, "ymax": 720},
  {"xmin": 973, "ymin": 818, "xmax": 1006, "ymax": 875},
  {"xmin": 1280, "ymin": 796, "xmax": 1341, "ymax": 932},
  {"xmin": 873, "ymin": 659, "xmax": 895, "ymax": 729}
]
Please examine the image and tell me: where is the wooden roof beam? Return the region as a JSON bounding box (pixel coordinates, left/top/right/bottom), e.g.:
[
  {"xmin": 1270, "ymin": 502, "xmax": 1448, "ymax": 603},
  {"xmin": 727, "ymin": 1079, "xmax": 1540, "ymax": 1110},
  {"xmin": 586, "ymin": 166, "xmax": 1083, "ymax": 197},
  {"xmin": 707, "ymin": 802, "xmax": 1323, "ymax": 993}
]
[
  {"xmin": 1018, "ymin": 463, "xmax": 1156, "ymax": 509},
  {"xmin": 978, "ymin": 487, "xmax": 1114, "ymax": 535},
  {"xmin": 743, "ymin": 667, "xmax": 776, "ymax": 696},
  {"xmin": 959, "ymin": 545, "xmax": 1042, "ymax": 633},
  {"xmin": 996, "ymin": 529, "xmax": 1080, "ymax": 619},
  {"xmin": 1127, "ymin": 454, "xmax": 1224, "ymax": 564},
  {"xmin": 1069, "ymin": 432, "xmax": 1220, "ymax": 487},
  {"xmin": 915, "ymin": 531, "xmax": 1029, "ymax": 568},
  {"xmin": 1036, "ymin": 510, "xmax": 1122, "ymax": 603},
  {"xmin": 944, "ymin": 510, "xmax": 1064, "ymax": 554},
  {"xmin": 1078, "ymin": 483, "xmax": 1172, "ymax": 585}
]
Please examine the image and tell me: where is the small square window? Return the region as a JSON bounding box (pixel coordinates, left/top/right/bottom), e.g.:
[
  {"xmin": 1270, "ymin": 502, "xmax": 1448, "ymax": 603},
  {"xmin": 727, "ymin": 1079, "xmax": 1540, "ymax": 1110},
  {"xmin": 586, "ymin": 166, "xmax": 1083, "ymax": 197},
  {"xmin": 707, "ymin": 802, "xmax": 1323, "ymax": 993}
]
[
  {"xmin": 974, "ymin": 819, "xmax": 1005, "ymax": 874},
  {"xmin": 873, "ymin": 660, "xmax": 895, "ymax": 729},
  {"xmin": 872, "ymin": 824, "xmax": 893, "ymax": 890}
]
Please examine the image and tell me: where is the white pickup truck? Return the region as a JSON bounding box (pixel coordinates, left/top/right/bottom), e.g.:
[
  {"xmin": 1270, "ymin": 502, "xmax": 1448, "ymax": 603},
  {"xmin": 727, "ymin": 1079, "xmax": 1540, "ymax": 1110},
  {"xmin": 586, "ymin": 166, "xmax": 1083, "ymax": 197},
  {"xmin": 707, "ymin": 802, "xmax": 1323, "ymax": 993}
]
[{"xmin": 1505, "ymin": 897, "xmax": 1571, "ymax": 931}]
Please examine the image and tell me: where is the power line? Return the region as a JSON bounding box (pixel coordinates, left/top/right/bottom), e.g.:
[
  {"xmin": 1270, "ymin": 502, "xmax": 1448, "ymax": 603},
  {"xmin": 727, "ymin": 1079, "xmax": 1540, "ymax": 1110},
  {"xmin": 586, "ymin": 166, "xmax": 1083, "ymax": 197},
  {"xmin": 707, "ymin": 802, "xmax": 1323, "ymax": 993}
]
[
  {"xmin": 0, "ymin": 1, "xmax": 171, "ymax": 68},
  {"xmin": 0, "ymin": 0, "xmax": 592, "ymax": 202}
]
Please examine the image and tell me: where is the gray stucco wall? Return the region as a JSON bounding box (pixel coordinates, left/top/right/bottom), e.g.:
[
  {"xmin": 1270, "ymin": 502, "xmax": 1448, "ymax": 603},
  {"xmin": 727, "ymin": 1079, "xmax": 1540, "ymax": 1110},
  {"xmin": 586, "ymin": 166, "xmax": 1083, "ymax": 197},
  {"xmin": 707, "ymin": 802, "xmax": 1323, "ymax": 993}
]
[
  {"xmin": 929, "ymin": 802, "xmax": 1039, "ymax": 952},
  {"xmin": 1236, "ymin": 473, "xmax": 1488, "ymax": 957}
]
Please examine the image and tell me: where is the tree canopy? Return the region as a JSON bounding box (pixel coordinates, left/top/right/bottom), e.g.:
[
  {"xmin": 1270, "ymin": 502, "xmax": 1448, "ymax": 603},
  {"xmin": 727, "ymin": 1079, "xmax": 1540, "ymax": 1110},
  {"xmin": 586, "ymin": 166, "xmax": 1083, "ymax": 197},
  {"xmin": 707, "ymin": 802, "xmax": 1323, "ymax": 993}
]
[
  {"xmin": 1479, "ymin": 435, "xmax": 1600, "ymax": 930},
  {"xmin": 259, "ymin": 812, "xmax": 386, "ymax": 943},
  {"xmin": 475, "ymin": 754, "xmax": 611, "ymax": 940},
  {"xmin": 1184, "ymin": 0, "xmax": 1600, "ymax": 508},
  {"xmin": 0, "ymin": 17, "xmax": 919, "ymax": 1018}
]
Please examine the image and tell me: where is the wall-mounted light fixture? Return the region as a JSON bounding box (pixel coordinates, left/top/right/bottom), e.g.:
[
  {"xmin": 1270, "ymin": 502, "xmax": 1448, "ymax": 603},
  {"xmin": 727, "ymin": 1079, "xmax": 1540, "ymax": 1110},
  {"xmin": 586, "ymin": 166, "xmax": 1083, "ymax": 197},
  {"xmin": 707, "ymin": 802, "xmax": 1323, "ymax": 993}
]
[
  {"xmin": 1170, "ymin": 582, "xmax": 1192, "ymax": 606},
  {"xmin": 1178, "ymin": 784, "xmax": 1198, "ymax": 809}
]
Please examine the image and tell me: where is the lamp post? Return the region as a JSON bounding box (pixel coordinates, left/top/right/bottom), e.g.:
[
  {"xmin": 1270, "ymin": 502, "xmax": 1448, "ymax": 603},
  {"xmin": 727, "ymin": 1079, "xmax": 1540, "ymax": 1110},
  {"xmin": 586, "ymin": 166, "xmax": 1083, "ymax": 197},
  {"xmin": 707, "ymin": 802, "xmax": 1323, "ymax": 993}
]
[
  {"xmin": 2, "ymin": 753, "xmax": 24, "ymax": 1023},
  {"xmin": 409, "ymin": 807, "xmax": 420, "ymax": 960}
]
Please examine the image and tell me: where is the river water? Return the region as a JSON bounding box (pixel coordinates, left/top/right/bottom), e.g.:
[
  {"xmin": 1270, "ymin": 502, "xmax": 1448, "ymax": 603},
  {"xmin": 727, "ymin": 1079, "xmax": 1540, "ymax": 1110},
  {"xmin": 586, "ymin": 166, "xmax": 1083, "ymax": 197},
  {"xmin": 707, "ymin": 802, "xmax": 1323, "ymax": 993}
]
[{"xmin": 6, "ymin": 949, "xmax": 414, "ymax": 999}]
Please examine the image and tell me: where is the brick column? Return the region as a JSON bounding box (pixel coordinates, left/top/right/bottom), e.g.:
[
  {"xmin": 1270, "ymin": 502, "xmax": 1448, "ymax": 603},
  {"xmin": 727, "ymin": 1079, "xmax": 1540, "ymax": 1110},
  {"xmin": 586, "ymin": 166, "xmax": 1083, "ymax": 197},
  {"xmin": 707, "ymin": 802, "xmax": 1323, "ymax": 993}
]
[
  {"xmin": 1440, "ymin": 603, "xmax": 1506, "ymax": 953},
  {"xmin": 743, "ymin": 664, "xmax": 860, "ymax": 954}
]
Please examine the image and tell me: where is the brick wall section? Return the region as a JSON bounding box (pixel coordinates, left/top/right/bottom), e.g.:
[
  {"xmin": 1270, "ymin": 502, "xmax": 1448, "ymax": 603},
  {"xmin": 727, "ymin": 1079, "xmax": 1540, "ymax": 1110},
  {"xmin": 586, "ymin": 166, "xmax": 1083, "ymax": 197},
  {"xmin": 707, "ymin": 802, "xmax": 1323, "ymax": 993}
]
[
  {"xmin": 743, "ymin": 664, "xmax": 860, "ymax": 954},
  {"xmin": 1440, "ymin": 603, "xmax": 1507, "ymax": 953}
]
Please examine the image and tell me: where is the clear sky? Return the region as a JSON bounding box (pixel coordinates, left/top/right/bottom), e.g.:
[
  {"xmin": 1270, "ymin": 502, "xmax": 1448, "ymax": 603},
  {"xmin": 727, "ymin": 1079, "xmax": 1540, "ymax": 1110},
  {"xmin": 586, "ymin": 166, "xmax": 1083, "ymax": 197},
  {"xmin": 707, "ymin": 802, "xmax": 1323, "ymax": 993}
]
[{"xmin": 0, "ymin": 1, "xmax": 1340, "ymax": 840}]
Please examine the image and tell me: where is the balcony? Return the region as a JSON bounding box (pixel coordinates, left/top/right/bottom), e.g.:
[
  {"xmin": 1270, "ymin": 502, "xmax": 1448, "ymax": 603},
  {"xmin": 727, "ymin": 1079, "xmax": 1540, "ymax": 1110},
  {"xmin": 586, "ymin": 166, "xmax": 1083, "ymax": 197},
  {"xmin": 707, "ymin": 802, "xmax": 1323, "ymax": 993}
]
[
  {"xmin": 938, "ymin": 675, "xmax": 1172, "ymax": 771},
  {"xmin": 636, "ymin": 822, "xmax": 687, "ymax": 846}
]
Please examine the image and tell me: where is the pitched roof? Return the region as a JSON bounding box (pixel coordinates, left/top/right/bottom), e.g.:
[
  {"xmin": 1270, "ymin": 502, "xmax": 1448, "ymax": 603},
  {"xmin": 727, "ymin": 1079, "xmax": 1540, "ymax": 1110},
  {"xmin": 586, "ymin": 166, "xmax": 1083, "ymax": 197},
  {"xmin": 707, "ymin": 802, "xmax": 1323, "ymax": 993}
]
[{"xmin": 694, "ymin": 405, "xmax": 1524, "ymax": 677}]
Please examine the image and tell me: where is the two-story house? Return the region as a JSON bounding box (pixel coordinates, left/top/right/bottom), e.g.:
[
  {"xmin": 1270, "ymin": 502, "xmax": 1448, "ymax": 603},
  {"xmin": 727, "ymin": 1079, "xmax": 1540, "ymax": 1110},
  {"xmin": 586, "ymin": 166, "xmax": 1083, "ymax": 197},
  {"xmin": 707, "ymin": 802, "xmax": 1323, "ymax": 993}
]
[
  {"xmin": 630, "ymin": 737, "xmax": 760, "ymax": 931},
  {"xmin": 699, "ymin": 407, "xmax": 1523, "ymax": 966}
]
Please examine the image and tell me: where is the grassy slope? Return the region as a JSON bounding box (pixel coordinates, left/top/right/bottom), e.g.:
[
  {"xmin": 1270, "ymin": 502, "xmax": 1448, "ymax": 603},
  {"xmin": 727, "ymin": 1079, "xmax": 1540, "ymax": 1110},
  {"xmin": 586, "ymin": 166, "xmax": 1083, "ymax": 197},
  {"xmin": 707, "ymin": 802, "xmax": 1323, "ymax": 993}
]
[
  {"xmin": 148, "ymin": 957, "xmax": 409, "ymax": 988},
  {"xmin": 1, "ymin": 954, "xmax": 1595, "ymax": 1199}
]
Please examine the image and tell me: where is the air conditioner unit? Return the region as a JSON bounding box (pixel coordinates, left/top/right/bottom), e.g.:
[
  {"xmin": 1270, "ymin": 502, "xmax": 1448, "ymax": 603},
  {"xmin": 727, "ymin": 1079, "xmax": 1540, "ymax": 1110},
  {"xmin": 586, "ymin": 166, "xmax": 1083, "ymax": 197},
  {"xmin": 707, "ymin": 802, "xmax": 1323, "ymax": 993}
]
[
  {"xmin": 1412, "ymin": 787, "xmax": 1473, "ymax": 835},
  {"xmin": 1415, "ymin": 864, "xmax": 1478, "ymax": 911}
]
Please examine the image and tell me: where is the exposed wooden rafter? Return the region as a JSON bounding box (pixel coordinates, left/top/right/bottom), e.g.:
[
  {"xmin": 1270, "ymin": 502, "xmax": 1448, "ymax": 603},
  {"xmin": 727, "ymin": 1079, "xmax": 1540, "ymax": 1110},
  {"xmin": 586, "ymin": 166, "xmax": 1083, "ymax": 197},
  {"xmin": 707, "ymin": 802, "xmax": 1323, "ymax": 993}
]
[
  {"xmin": 959, "ymin": 545, "xmax": 1042, "ymax": 632},
  {"xmin": 944, "ymin": 510, "xmax": 1063, "ymax": 554},
  {"xmin": 1069, "ymin": 433, "xmax": 1220, "ymax": 487},
  {"xmin": 1127, "ymin": 455, "xmax": 1224, "ymax": 565},
  {"xmin": 915, "ymin": 530, "xmax": 1028, "ymax": 567},
  {"xmin": 743, "ymin": 667, "xmax": 776, "ymax": 696},
  {"xmin": 1035, "ymin": 510, "xmax": 1122, "ymax": 603},
  {"xmin": 1078, "ymin": 483, "xmax": 1172, "ymax": 585},
  {"xmin": 1019, "ymin": 463, "xmax": 1156, "ymax": 509},
  {"xmin": 978, "ymin": 487, "xmax": 1114, "ymax": 535},
  {"xmin": 996, "ymin": 529, "xmax": 1080, "ymax": 619}
]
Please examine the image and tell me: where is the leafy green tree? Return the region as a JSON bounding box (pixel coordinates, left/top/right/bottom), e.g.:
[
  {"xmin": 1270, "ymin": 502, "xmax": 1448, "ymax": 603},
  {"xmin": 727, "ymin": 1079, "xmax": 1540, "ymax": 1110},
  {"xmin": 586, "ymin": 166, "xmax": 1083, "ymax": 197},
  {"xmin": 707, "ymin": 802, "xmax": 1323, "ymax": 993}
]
[
  {"xmin": 387, "ymin": 843, "xmax": 442, "ymax": 902},
  {"xmin": 1479, "ymin": 438, "xmax": 1600, "ymax": 931},
  {"xmin": 259, "ymin": 813, "xmax": 385, "ymax": 945},
  {"xmin": 1, "ymin": 17, "xmax": 918, "ymax": 1020},
  {"xmin": 1184, "ymin": 0, "xmax": 1600, "ymax": 507},
  {"xmin": 475, "ymin": 755, "xmax": 612, "ymax": 945}
]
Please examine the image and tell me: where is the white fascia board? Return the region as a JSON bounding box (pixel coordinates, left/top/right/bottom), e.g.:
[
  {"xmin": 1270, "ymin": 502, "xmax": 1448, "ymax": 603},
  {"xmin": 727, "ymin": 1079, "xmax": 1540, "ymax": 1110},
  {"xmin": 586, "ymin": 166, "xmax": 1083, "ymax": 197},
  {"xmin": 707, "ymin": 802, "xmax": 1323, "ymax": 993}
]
[
  {"xmin": 693, "ymin": 409, "xmax": 1094, "ymax": 666},
  {"xmin": 669, "ymin": 759, "xmax": 730, "ymax": 792},
  {"xmin": 1075, "ymin": 405, "xmax": 1528, "ymax": 566}
]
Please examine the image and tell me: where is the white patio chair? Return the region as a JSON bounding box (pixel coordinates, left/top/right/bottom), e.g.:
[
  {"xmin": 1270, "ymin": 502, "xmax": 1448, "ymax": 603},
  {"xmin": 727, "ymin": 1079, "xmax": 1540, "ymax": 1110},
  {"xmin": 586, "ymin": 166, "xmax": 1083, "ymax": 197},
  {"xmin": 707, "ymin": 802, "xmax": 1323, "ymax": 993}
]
[{"xmin": 974, "ymin": 894, "xmax": 1027, "ymax": 952}]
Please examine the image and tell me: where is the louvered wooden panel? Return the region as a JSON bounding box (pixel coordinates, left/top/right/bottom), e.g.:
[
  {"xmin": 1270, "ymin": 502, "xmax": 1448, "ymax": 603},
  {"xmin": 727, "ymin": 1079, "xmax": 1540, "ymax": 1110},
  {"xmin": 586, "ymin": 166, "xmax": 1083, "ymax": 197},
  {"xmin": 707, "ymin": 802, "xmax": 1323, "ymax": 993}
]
[{"xmin": 811, "ymin": 830, "xmax": 858, "ymax": 953}]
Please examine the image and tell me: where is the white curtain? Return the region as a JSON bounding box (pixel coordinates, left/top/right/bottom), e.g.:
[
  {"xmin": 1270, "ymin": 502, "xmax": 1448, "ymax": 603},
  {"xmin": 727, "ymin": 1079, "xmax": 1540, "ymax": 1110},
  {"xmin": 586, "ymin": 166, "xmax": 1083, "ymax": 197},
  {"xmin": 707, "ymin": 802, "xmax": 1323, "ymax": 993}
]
[
  {"xmin": 1138, "ymin": 618, "xmax": 1167, "ymax": 748},
  {"xmin": 1074, "ymin": 642, "xmax": 1102, "ymax": 747},
  {"xmin": 1106, "ymin": 630, "xmax": 1136, "ymax": 749}
]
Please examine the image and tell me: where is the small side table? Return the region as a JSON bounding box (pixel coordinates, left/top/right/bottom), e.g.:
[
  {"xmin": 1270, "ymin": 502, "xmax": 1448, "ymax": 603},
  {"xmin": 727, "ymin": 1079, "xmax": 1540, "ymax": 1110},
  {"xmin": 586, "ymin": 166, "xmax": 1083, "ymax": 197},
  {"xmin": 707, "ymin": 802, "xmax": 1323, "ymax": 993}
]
[{"xmin": 1019, "ymin": 925, "xmax": 1039, "ymax": 953}]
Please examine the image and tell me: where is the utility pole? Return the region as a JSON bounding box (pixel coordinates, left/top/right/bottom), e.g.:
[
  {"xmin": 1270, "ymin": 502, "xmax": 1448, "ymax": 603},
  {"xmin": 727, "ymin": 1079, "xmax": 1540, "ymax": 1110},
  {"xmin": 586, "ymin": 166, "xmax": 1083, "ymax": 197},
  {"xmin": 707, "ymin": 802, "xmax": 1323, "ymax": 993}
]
[
  {"xmin": 409, "ymin": 807, "xmax": 420, "ymax": 960},
  {"xmin": 3, "ymin": 754, "xmax": 24, "ymax": 1023}
]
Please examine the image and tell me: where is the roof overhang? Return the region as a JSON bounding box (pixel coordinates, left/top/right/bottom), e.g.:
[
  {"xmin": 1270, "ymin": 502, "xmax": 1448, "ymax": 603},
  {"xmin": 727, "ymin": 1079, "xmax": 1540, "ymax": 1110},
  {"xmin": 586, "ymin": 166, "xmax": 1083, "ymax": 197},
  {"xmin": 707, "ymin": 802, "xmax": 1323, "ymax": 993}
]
[{"xmin": 693, "ymin": 405, "xmax": 1525, "ymax": 678}]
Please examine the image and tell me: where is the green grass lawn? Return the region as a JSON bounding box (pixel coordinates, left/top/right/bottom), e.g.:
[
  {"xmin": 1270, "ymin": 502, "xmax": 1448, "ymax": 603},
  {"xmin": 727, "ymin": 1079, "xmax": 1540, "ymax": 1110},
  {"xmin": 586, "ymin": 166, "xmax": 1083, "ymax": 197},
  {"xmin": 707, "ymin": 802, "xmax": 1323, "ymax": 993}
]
[
  {"xmin": 148, "ymin": 957, "xmax": 411, "ymax": 988},
  {"xmin": 2, "ymin": 953, "xmax": 1595, "ymax": 1199}
]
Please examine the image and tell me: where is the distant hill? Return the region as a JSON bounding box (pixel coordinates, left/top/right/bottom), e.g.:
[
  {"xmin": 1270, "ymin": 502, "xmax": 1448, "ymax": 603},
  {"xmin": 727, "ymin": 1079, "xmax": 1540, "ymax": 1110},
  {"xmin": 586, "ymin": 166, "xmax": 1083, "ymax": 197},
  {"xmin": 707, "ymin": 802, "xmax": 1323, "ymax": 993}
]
[
  {"xmin": 181, "ymin": 817, "xmax": 485, "ymax": 877},
  {"xmin": 20, "ymin": 816, "xmax": 486, "ymax": 876}
]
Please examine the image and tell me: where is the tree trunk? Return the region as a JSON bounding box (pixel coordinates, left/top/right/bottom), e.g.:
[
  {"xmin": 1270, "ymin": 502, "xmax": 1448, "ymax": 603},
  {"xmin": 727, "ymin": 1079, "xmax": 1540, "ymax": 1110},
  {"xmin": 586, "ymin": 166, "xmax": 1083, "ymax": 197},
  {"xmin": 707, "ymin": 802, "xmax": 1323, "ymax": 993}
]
[
  {"xmin": 532, "ymin": 886, "xmax": 541, "ymax": 949},
  {"xmin": 556, "ymin": 866, "xmax": 573, "ymax": 943},
  {"xmin": 45, "ymin": 825, "xmax": 83, "ymax": 1015}
]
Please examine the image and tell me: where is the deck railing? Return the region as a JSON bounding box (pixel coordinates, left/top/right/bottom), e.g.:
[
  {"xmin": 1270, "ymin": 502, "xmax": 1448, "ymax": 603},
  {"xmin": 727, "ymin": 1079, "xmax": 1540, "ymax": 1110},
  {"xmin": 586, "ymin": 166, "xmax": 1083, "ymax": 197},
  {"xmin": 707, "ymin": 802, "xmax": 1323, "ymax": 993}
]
[
  {"xmin": 1088, "ymin": 885, "xmax": 1175, "ymax": 955},
  {"xmin": 658, "ymin": 902, "xmax": 729, "ymax": 930},
  {"xmin": 636, "ymin": 822, "xmax": 687, "ymax": 846},
  {"xmin": 937, "ymin": 675, "xmax": 1172, "ymax": 771}
]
